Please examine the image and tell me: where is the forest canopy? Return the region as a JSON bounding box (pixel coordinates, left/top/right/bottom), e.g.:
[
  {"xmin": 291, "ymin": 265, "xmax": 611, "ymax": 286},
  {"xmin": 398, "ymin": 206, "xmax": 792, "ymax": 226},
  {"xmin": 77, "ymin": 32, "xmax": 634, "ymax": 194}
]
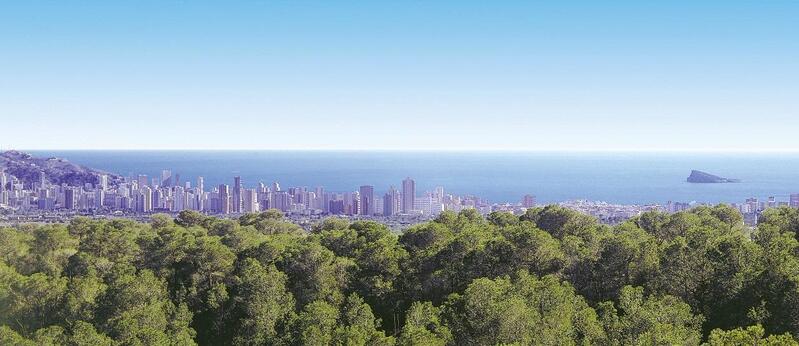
[{"xmin": 2, "ymin": 205, "xmax": 799, "ymax": 345}]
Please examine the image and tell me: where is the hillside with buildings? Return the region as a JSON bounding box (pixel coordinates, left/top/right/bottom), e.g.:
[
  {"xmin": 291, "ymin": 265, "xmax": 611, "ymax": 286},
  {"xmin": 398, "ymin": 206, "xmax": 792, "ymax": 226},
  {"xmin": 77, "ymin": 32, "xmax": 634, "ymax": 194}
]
[{"xmin": 0, "ymin": 150, "xmax": 120, "ymax": 188}]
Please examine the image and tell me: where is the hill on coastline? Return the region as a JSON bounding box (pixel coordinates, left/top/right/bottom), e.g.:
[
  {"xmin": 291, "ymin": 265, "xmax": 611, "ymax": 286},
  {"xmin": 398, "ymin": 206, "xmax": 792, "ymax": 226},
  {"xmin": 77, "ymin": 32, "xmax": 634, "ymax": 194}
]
[{"xmin": 0, "ymin": 150, "xmax": 121, "ymax": 188}]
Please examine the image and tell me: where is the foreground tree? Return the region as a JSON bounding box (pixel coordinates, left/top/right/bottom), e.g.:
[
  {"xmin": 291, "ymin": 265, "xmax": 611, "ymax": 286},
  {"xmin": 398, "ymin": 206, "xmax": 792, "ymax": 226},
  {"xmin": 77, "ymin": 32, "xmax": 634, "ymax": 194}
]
[
  {"xmin": 229, "ymin": 259, "xmax": 295, "ymax": 346},
  {"xmin": 599, "ymin": 286, "xmax": 704, "ymax": 345},
  {"xmin": 1, "ymin": 206, "xmax": 799, "ymax": 344},
  {"xmin": 444, "ymin": 271, "xmax": 604, "ymax": 345},
  {"xmin": 706, "ymin": 324, "xmax": 797, "ymax": 345}
]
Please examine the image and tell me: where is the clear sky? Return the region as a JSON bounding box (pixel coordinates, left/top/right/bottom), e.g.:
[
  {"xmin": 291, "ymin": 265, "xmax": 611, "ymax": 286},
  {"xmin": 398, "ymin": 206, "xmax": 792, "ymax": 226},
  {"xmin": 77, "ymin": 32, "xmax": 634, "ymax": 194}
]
[{"xmin": 1, "ymin": 1, "xmax": 797, "ymax": 151}]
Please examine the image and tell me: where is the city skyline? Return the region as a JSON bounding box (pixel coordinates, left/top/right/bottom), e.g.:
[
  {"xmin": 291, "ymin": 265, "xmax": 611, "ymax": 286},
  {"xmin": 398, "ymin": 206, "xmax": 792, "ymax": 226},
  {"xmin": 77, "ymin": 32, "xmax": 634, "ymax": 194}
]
[
  {"xmin": 4, "ymin": 161, "xmax": 799, "ymax": 227},
  {"xmin": 2, "ymin": 1, "xmax": 797, "ymax": 151},
  {"xmin": 3, "ymin": 2, "xmax": 799, "ymax": 344}
]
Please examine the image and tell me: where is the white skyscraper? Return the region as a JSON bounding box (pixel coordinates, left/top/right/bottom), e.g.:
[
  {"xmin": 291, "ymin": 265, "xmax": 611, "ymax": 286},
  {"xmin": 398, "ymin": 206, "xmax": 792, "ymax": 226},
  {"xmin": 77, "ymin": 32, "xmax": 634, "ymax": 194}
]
[
  {"xmin": 173, "ymin": 186, "xmax": 185, "ymax": 211},
  {"xmin": 140, "ymin": 186, "xmax": 153, "ymax": 212},
  {"xmin": 219, "ymin": 184, "xmax": 231, "ymax": 214},
  {"xmin": 98, "ymin": 174, "xmax": 108, "ymax": 190},
  {"xmin": 434, "ymin": 186, "xmax": 445, "ymax": 202},
  {"xmin": 0, "ymin": 171, "xmax": 8, "ymax": 206},
  {"xmin": 0, "ymin": 171, "xmax": 7, "ymax": 191},
  {"xmin": 244, "ymin": 189, "xmax": 259, "ymax": 212}
]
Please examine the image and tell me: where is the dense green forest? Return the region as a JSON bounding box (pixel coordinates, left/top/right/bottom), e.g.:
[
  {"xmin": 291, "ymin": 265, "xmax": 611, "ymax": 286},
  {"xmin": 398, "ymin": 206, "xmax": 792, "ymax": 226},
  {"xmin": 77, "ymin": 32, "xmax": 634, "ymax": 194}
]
[{"xmin": 2, "ymin": 205, "xmax": 799, "ymax": 345}]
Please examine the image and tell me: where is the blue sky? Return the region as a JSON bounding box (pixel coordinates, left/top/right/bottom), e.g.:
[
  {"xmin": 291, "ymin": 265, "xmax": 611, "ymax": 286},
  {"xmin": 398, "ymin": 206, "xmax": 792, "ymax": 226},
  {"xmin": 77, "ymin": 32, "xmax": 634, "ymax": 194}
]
[{"xmin": 1, "ymin": 1, "xmax": 797, "ymax": 151}]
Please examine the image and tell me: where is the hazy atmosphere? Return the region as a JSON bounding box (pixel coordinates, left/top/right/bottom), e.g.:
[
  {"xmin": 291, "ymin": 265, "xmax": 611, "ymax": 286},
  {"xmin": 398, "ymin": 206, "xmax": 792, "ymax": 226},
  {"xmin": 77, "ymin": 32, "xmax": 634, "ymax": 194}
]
[
  {"xmin": 2, "ymin": 1, "xmax": 797, "ymax": 150},
  {"xmin": 5, "ymin": 2, "xmax": 799, "ymax": 345}
]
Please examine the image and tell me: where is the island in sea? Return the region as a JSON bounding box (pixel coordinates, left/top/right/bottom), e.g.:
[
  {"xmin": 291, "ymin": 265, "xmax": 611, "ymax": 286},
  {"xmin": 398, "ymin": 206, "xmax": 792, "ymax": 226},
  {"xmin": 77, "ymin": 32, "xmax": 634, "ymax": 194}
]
[{"xmin": 686, "ymin": 170, "xmax": 741, "ymax": 183}]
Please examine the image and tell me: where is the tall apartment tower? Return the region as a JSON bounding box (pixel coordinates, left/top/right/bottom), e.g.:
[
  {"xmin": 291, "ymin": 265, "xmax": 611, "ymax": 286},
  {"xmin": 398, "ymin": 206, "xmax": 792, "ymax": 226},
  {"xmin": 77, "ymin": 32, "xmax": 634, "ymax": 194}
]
[
  {"xmin": 233, "ymin": 176, "xmax": 243, "ymax": 213},
  {"xmin": 791, "ymin": 194, "xmax": 799, "ymax": 208},
  {"xmin": 0, "ymin": 170, "xmax": 8, "ymax": 195},
  {"xmin": 402, "ymin": 177, "xmax": 415, "ymax": 214},
  {"xmin": 219, "ymin": 184, "xmax": 231, "ymax": 214},
  {"xmin": 359, "ymin": 185, "xmax": 375, "ymax": 216},
  {"xmin": 161, "ymin": 170, "xmax": 172, "ymax": 187},
  {"xmin": 383, "ymin": 186, "xmax": 400, "ymax": 216},
  {"xmin": 140, "ymin": 186, "xmax": 153, "ymax": 212},
  {"xmin": 64, "ymin": 188, "xmax": 77, "ymax": 210},
  {"xmin": 98, "ymin": 174, "xmax": 108, "ymax": 190},
  {"xmin": 243, "ymin": 189, "xmax": 259, "ymax": 212},
  {"xmin": 137, "ymin": 175, "xmax": 149, "ymax": 189},
  {"xmin": 522, "ymin": 194, "xmax": 537, "ymax": 208}
]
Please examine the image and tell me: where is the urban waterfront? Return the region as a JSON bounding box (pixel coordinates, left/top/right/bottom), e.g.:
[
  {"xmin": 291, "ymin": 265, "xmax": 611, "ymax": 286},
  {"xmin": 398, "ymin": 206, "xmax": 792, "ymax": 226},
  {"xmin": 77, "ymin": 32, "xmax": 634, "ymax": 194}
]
[
  {"xmin": 3, "ymin": 151, "xmax": 799, "ymax": 228},
  {"xmin": 14, "ymin": 150, "xmax": 799, "ymax": 203}
]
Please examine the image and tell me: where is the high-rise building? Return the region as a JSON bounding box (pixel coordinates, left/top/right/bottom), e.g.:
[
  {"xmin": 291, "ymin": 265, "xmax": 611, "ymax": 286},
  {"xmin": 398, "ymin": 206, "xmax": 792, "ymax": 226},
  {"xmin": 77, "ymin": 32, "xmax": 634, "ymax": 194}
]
[
  {"xmin": 233, "ymin": 176, "xmax": 243, "ymax": 213},
  {"xmin": 790, "ymin": 194, "xmax": 799, "ymax": 208},
  {"xmin": 137, "ymin": 175, "xmax": 149, "ymax": 189},
  {"xmin": 197, "ymin": 177, "xmax": 204, "ymax": 194},
  {"xmin": 522, "ymin": 194, "xmax": 537, "ymax": 208},
  {"xmin": 98, "ymin": 174, "xmax": 108, "ymax": 190},
  {"xmin": 95, "ymin": 189, "xmax": 105, "ymax": 209},
  {"xmin": 383, "ymin": 186, "xmax": 400, "ymax": 216},
  {"xmin": 359, "ymin": 185, "xmax": 374, "ymax": 215},
  {"xmin": 304, "ymin": 191, "xmax": 316, "ymax": 210},
  {"xmin": 219, "ymin": 184, "xmax": 231, "ymax": 214},
  {"xmin": 344, "ymin": 192, "xmax": 357, "ymax": 215},
  {"xmin": 161, "ymin": 170, "xmax": 172, "ymax": 187},
  {"xmin": 173, "ymin": 187, "xmax": 185, "ymax": 211},
  {"xmin": 244, "ymin": 189, "xmax": 259, "ymax": 212},
  {"xmin": 64, "ymin": 188, "xmax": 77, "ymax": 210},
  {"xmin": 434, "ymin": 186, "xmax": 445, "ymax": 202},
  {"xmin": 329, "ymin": 199, "xmax": 345, "ymax": 214},
  {"xmin": 140, "ymin": 186, "xmax": 153, "ymax": 212},
  {"xmin": 414, "ymin": 195, "xmax": 436, "ymax": 215},
  {"xmin": 272, "ymin": 191, "xmax": 291, "ymax": 211},
  {"xmin": 315, "ymin": 187, "xmax": 326, "ymax": 211},
  {"xmin": 746, "ymin": 197, "xmax": 758, "ymax": 212},
  {"xmin": 402, "ymin": 177, "xmax": 415, "ymax": 214},
  {"xmin": 153, "ymin": 189, "xmax": 162, "ymax": 209}
]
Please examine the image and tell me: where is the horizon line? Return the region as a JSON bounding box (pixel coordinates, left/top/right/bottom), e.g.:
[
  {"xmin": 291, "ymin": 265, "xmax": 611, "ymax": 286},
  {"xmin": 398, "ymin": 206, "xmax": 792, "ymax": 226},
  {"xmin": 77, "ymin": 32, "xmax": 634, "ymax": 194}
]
[{"xmin": 7, "ymin": 147, "xmax": 799, "ymax": 154}]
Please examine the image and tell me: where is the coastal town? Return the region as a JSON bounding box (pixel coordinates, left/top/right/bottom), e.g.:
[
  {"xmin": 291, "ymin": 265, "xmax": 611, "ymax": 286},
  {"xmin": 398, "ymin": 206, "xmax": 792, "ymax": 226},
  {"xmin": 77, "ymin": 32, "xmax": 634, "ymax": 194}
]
[{"xmin": 2, "ymin": 151, "xmax": 798, "ymax": 229}]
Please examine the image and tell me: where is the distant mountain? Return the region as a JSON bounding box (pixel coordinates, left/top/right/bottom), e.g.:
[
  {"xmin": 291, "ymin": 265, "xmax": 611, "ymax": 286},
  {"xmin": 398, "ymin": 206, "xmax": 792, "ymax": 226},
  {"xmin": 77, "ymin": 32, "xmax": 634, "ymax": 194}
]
[
  {"xmin": 686, "ymin": 170, "xmax": 740, "ymax": 183},
  {"xmin": 0, "ymin": 150, "xmax": 121, "ymax": 188}
]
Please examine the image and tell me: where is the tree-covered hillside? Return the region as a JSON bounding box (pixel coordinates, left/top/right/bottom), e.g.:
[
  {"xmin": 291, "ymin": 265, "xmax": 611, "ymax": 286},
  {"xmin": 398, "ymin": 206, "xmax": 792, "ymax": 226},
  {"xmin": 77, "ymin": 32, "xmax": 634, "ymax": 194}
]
[{"xmin": 2, "ymin": 205, "xmax": 799, "ymax": 345}]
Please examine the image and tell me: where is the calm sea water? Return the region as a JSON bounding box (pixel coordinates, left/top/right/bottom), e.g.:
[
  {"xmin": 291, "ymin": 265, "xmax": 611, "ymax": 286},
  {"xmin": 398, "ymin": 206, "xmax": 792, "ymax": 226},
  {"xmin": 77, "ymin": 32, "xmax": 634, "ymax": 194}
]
[{"xmin": 27, "ymin": 151, "xmax": 799, "ymax": 205}]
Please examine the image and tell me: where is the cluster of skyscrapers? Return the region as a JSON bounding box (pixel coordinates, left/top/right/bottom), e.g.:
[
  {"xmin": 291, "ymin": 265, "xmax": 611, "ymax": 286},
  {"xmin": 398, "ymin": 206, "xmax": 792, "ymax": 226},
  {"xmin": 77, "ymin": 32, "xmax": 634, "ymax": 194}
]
[
  {"xmin": 8, "ymin": 166, "xmax": 795, "ymax": 226},
  {"xmin": 0, "ymin": 169, "xmax": 503, "ymax": 217}
]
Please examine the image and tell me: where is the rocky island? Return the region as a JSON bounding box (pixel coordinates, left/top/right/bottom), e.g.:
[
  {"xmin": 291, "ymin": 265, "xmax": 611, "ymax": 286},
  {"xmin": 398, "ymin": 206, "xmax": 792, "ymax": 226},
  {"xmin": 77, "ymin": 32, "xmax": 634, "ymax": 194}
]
[{"xmin": 686, "ymin": 170, "xmax": 740, "ymax": 183}]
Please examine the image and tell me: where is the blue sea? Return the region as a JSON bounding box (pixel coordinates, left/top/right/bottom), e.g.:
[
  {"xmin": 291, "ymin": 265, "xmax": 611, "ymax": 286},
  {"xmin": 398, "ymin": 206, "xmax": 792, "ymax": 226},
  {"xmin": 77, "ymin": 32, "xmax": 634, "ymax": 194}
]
[{"xmin": 27, "ymin": 151, "xmax": 799, "ymax": 205}]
